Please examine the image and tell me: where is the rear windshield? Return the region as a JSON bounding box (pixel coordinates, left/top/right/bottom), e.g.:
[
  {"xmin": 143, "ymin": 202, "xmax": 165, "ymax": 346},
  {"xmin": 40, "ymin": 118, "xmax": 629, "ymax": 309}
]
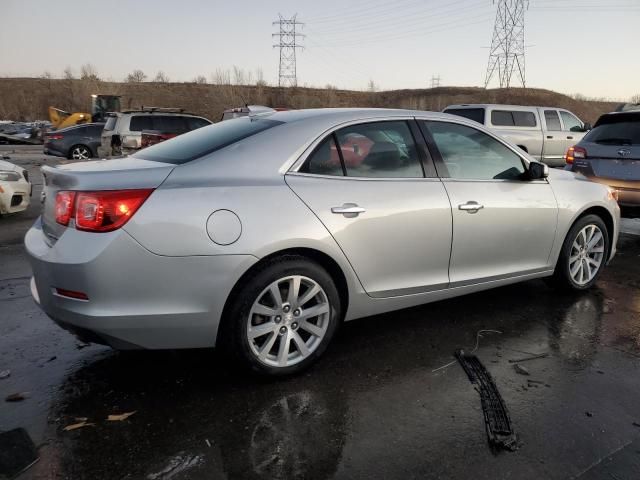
[
  {"xmin": 132, "ymin": 117, "xmax": 283, "ymax": 164},
  {"xmin": 585, "ymin": 114, "xmax": 640, "ymax": 145},
  {"xmin": 104, "ymin": 116, "xmax": 117, "ymax": 131},
  {"xmin": 443, "ymin": 108, "xmax": 485, "ymax": 124}
]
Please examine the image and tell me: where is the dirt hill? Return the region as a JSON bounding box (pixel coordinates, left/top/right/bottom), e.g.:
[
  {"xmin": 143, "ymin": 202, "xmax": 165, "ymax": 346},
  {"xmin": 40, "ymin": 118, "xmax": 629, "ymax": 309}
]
[{"xmin": 0, "ymin": 77, "xmax": 618, "ymax": 124}]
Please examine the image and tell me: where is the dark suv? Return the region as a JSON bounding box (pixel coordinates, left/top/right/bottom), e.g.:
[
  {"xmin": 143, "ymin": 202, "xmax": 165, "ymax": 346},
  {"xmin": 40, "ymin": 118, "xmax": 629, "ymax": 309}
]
[{"xmin": 43, "ymin": 123, "xmax": 104, "ymax": 160}]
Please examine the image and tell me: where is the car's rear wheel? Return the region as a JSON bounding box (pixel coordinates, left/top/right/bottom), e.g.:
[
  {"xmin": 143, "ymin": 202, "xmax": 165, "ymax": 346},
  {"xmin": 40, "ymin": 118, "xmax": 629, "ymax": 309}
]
[
  {"xmin": 69, "ymin": 145, "xmax": 92, "ymax": 160},
  {"xmin": 222, "ymin": 255, "xmax": 341, "ymax": 376},
  {"xmin": 548, "ymin": 214, "xmax": 609, "ymax": 290}
]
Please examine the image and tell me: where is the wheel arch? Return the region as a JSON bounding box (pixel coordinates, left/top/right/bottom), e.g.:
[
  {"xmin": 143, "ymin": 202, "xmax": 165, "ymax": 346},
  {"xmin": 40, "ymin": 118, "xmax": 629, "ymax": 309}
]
[
  {"xmin": 218, "ymin": 247, "xmax": 350, "ymax": 342},
  {"xmin": 572, "ymin": 205, "xmax": 615, "ymax": 261}
]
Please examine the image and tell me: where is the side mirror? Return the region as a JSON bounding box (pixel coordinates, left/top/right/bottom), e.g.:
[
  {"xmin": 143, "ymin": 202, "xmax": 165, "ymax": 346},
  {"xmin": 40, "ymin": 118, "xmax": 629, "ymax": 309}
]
[{"xmin": 528, "ymin": 161, "xmax": 549, "ymax": 180}]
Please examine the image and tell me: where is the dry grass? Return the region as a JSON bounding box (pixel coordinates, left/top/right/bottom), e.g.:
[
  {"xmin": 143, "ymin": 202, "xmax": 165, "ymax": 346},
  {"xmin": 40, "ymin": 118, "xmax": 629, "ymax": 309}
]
[{"xmin": 0, "ymin": 78, "xmax": 618, "ymax": 124}]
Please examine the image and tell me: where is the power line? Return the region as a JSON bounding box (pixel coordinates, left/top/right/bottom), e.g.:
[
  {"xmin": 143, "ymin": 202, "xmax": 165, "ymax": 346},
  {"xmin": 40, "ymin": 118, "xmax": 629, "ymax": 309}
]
[
  {"xmin": 484, "ymin": 0, "xmax": 528, "ymax": 89},
  {"xmin": 272, "ymin": 14, "xmax": 304, "ymax": 87}
]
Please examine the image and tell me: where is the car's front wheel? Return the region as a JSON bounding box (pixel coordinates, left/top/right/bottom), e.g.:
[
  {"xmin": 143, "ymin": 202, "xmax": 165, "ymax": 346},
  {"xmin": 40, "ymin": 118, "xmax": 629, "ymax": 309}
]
[
  {"xmin": 549, "ymin": 214, "xmax": 609, "ymax": 290},
  {"xmin": 221, "ymin": 255, "xmax": 341, "ymax": 376}
]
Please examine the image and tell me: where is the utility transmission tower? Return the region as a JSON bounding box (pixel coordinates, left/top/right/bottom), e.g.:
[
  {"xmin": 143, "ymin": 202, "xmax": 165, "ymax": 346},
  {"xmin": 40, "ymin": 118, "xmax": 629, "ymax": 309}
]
[
  {"xmin": 430, "ymin": 75, "xmax": 441, "ymax": 88},
  {"xmin": 272, "ymin": 14, "xmax": 304, "ymax": 87},
  {"xmin": 484, "ymin": 0, "xmax": 528, "ymax": 88}
]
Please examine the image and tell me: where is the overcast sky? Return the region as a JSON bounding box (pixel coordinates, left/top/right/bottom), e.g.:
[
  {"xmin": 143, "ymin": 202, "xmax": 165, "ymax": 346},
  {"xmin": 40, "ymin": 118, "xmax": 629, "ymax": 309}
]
[{"xmin": 2, "ymin": 0, "xmax": 639, "ymax": 100}]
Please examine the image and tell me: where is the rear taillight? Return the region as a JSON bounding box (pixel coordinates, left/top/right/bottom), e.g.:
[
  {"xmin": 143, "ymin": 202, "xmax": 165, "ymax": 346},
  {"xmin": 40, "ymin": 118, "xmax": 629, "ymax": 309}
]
[
  {"xmin": 55, "ymin": 189, "xmax": 153, "ymax": 231},
  {"xmin": 565, "ymin": 145, "xmax": 587, "ymax": 164},
  {"xmin": 46, "ymin": 134, "xmax": 64, "ymax": 141},
  {"xmin": 55, "ymin": 191, "xmax": 76, "ymax": 225}
]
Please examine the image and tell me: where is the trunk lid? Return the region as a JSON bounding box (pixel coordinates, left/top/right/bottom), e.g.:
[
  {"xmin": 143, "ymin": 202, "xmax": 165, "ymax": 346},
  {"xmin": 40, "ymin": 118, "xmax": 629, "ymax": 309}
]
[
  {"xmin": 575, "ymin": 142, "xmax": 640, "ymax": 182},
  {"xmin": 41, "ymin": 157, "xmax": 174, "ymax": 243}
]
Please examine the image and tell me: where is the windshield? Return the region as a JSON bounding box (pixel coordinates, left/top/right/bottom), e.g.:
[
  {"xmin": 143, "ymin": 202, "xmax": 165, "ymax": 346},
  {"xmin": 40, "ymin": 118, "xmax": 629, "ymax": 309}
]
[{"xmin": 132, "ymin": 117, "xmax": 284, "ymax": 164}]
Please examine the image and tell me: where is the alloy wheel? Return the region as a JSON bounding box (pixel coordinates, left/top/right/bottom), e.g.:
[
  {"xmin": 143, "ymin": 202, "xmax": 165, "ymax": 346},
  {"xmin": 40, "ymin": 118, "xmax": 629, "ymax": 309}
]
[
  {"xmin": 569, "ymin": 224, "xmax": 605, "ymax": 285},
  {"xmin": 71, "ymin": 146, "xmax": 90, "ymax": 160},
  {"xmin": 247, "ymin": 275, "xmax": 330, "ymax": 367}
]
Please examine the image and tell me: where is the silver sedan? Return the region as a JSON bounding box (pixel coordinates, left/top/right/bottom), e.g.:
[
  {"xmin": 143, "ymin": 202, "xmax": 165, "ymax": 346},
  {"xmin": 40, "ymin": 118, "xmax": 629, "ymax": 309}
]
[{"xmin": 26, "ymin": 109, "xmax": 620, "ymax": 376}]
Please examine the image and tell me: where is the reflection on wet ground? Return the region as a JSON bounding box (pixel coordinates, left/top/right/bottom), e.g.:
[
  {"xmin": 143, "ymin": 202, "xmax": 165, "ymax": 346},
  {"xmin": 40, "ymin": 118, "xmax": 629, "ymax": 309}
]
[{"xmin": 2, "ymin": 236, "xmax": 639, "ymax": 479}]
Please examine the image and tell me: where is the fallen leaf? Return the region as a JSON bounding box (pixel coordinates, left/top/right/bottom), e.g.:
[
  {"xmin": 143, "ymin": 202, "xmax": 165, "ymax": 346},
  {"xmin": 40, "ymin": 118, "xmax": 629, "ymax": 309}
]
[
  {"xmin": 107, "ymin": 411, "xmax": 137, "ymax": 422},
  {"xmin": 63, "ymin": 421, "xmax": 95, "ymax": 431},
  {"xmin": 0, "ymin": 370, "xmax": 10, "ymax": 379},
  {"xmin": 5, "ymin": 392, "xmax": 28, "ymax": 402}
]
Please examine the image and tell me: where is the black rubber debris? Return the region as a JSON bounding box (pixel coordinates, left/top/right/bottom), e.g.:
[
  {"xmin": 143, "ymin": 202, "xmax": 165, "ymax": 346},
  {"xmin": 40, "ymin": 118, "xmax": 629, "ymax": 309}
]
[
  {"xmin": 455, "ymin": 350, "xmax": 518, "ymax": 452},
  {"xmin": 0, "ymin": 428, "xmax": 39, "ymax": 479}
]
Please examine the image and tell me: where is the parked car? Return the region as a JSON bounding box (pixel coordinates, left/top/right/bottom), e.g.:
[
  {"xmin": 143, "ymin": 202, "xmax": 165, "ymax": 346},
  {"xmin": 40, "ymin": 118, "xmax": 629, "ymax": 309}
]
[
  {"xmin": 443, "ymin": 104, "xmax": 590, "ymax": 167},
  {"xmin": 43, "ymin": 123, "xmax": 104, "ymax": 160},
  {"xmin": 221, "ymin": 105, "xmax": 277, "ymax": 121},
  {"xmin": 26, "ymin": 109, "xmax": 620, "ymax": 376},
  {"xmin": 0, "ymin": 159, "xmax": 31, "ymax": 215},
  {"xmin": 565, "ymin": 110, "xmax": 640, "ymax": 207},
  {"xmin": 99, "ymin": 108, "xmax": 211, "ymax": 157}
]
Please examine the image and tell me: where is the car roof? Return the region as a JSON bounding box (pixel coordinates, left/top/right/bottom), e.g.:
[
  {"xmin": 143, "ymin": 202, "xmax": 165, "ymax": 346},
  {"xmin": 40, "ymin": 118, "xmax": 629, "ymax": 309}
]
[
  {"xmin": 444, "ymin": 104, "xmax": 568, "ymax": 111},
  {"xmin": 264, "ymin": 107, "xmax": 460, "ymax": 125}
]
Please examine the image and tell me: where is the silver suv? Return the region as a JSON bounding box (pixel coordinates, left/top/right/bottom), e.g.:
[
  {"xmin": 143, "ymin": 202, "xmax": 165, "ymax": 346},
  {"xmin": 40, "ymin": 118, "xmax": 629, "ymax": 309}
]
[{"xmin": 98, "ymin": 108, "xmax": 211, "ymax": 157}]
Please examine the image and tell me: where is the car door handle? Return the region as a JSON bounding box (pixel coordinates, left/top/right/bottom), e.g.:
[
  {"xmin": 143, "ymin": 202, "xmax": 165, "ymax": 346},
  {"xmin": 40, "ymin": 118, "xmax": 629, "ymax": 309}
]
[
  {"xmin": 331, "ymin": 203, "xmax": 366, "ymax": 217},
  {"xmin": 458, "ymin": 201, "xmax": 484, "ymax": 213},
  {"xmin": 567, "ymin": 136, "xmax": 574, "ymax": 140},
  {"xmin": 546, "ymin": 135, "xmax": 553, "ymax": 139}
]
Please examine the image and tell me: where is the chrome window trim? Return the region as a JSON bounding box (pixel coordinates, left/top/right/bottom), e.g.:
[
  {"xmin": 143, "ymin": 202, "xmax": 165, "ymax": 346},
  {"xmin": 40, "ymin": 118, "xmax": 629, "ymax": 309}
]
[{"xmin": 285, "ymin": 171, "xmax": 443, "ymax": 182}]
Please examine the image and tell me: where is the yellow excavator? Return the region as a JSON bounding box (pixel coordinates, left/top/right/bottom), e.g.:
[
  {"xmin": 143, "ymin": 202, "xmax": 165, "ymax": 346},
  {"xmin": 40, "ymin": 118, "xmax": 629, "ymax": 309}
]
[{"xmin": 49, "ymin": 95, "xmax": 121, "ymax": 130}]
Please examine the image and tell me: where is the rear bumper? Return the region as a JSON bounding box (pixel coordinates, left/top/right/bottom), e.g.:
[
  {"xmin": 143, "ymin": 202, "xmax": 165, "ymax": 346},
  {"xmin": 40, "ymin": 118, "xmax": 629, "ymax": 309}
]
[
  {"xmin": 25, "ymin": 218, "xmax": 257, "ymax": 349},
  {"xmin": 0, "ymin": 179, "xmax": 30, "ymax": 214}
]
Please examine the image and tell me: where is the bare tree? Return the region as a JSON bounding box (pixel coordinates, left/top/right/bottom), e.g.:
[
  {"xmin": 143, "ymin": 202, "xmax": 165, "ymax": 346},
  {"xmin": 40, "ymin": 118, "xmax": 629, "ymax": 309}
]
[
  {"xmin": 255, "ymin": 68, "xmax": 267, "ymax": 87},
  {"xmin": 211, "ymin": 68, "xmax": 231, "ymax": 85},
  {"xmin": 232, "ymin": 65, "xmax": 246, "ymax": 85},
  {"xmin": 126, "ymin": 69, "xmax": 147, "ymax": 83},
  {"xmin": 80, "ymin": 63, "xmax": 99, "ymax": 81},
  {"xmin": 631, "ymin": 94, "xmax": 640, "ymax": 104},
  {"xmin": 367, "ymin": 80, "xmax": 378, "ymax": 92},
  {"xmin": 63, "ymin": 66, "xmax": 75, "ymax": 80},
  {"xmin": 193, "ymin": 75, "xmax": 207, "ymax": 84},
  {"xmin": 40, "ymin": 71, "xmax": 53, "ymax": 79},
  {"xmin": 153, "ymin": 71, "xmax": 169, "ymax": 83}
]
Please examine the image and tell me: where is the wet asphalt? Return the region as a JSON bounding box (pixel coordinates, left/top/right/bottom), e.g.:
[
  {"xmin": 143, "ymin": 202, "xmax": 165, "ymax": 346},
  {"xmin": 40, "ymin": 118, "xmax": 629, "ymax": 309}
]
[{"xmin": 1, "ymin": 146, "xmax": 640, "ymax": 480}]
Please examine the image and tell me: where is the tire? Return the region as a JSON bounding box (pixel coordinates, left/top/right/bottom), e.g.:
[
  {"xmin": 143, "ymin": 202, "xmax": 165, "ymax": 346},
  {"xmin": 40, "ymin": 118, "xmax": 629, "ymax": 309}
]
[
  {"xmin": 221, "ymin": 255, "xmax": 341, "ymax": 376},
  {"xmin": 547, "ymin": 214, "xmax": 609, "ymax": 291},
  {"xmin": 68, "ymin": 145, "xmax": 92, "ymax": 160}
]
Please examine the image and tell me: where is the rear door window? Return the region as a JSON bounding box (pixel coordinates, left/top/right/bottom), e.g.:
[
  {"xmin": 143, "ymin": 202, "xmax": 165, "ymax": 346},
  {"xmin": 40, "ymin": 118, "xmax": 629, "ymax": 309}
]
[
  {"xmin": 443, "ymin": 108, "xmax": 485, "ymax": 124},
  {"xmin": 132, "ymin": 117, "xmax": 283, "ymax": 164},
  {"xmin": 129, "ymin": 116, "xmax": 153, "ymax": 132},
  {"xmin": 186, "ymin": 117, "xmax": 211, "ymax": 130},
  {"xmin": 299, "ymin": 135, "xmax": 344, "ymax": 176},
  {"xmin": 491, "ymin": 110, "xmax": 537, "ymax": 127},
  {"xmin": 152, "ymin": 116, "xmax": 188, "ymax": 133},
  {"xmin": 544, "ymin": 110, "xmax": 562, "ymax": 131},
  {"xmin": 335, "ymin": 121, "xmax": 424, "ymax": 178}
]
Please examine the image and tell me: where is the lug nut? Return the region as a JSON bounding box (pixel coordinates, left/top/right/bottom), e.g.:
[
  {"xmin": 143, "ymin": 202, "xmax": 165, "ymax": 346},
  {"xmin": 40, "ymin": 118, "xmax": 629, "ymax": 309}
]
[
  {"xmin": 283, "ymin": 305, "xmax": 291, "ymax": 313},
  {"xmin": 275, "ymin": 316, "xmax": 282, "ymax": 323},
  {"xmin": 291, "ymin": 322, "xmax": 298, "ymax": 330},
  {"xmin": 293, "ymin": 309, "xmax": 300, "ymax": 316},
  {"xmin": 279, "ymin": 326, "xmax": 287, "ymax": 335}
]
